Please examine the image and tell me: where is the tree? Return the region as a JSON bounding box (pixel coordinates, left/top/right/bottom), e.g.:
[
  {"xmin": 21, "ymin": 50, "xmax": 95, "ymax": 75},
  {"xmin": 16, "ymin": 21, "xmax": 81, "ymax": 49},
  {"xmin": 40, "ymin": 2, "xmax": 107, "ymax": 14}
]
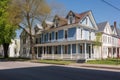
[
  {"xmin": 0, "ymin": 0, "xmax": 18, "ymax": 58},
  {"xmin": 94, "ymin": 32, "xmax": 102, "ymax": 59},
  {"xmin": 8, "ymin": 0, "xmax": 51, "ymax": 59}
]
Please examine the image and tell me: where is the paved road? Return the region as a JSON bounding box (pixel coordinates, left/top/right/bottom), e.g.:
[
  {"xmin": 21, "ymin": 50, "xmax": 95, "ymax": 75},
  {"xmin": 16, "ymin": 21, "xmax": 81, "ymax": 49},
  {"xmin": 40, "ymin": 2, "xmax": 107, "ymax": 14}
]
[{"xmin": 0, "ymin": 62, "xmax": 120, "ymax": 80}]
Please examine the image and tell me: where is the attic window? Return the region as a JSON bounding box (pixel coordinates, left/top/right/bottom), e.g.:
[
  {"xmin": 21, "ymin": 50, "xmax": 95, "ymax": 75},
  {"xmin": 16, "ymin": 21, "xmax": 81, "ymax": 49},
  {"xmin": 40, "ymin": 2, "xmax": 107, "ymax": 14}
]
[
  {"xmin": 68, "ymin": 12, "xmax": 75, "ymax": 24},
  {"xmin": 54, "ymin": 17, "xmax": 59, "ymax": 27}
]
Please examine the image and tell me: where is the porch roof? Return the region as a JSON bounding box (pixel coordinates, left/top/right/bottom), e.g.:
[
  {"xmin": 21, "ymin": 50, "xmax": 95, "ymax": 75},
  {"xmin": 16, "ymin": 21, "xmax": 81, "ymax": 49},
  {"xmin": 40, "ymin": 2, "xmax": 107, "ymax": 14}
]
[{"xmin": 34, "ymin": 40, "xmax": 94, "ymax": 47}]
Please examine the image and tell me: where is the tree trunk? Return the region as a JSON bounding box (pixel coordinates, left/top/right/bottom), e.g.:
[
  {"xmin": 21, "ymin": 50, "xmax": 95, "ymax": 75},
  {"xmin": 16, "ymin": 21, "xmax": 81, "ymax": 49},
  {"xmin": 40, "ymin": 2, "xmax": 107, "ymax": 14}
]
[
  {"xmin": 2, "ymin": 43, "xmax": 9, "ymax": 58},
  {"xmin": 30, "ymin": 35, "xmax": 36, "ymax": 60}
]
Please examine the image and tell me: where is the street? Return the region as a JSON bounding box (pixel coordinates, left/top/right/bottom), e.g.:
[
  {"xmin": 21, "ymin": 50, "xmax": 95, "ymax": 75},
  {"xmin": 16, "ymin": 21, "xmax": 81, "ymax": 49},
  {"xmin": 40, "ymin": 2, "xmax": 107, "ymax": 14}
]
[{"xmin": 0, "ymin": 62, "xmax": 120, "ymax": 80}]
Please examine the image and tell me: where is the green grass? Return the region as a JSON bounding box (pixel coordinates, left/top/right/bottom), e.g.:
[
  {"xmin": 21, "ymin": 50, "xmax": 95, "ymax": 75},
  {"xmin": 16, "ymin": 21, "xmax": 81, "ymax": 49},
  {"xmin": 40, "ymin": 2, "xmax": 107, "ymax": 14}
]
[
  {"xmin": 87, "ymin": 58, "xmax": 120, "ymax": 65},
  {"xmin": 33, "ymin": 59, "xmax": 75, "ymax": 65}
]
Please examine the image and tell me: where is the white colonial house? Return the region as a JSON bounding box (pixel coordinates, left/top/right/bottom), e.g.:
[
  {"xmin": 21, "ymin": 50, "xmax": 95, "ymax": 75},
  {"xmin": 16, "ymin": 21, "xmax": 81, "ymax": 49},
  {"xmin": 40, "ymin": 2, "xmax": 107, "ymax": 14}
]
[
  {"xmin": 0, "ymin": 39, "xmax": 20, "ymax": 57},
  {"xmin": 34, "ymin": 10, "xmax": 98, "ymax": 60},
  {"xmin": 95, "ymin": 21, "xmax": 120, "ymax": 59}
]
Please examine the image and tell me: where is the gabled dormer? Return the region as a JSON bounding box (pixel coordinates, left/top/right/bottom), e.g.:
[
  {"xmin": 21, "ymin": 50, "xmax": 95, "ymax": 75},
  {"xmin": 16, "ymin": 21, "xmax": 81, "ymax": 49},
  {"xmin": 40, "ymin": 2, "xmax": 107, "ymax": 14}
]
[
  {"xmin": 97, "ymin": 21, "xmax": 112, "ymax": 34},
  {"xmin": 104, "ymin": 22, "xmax": 112, "ymax": 34},
  {"xmin": 66, "ymin": 11, "xmax": 75, "ymax": 24},
  {"xmin": 79, "ymin": 11, "xmax": 98, "ymax": 30},
  {"xmin": 53, "ymin": 15, "xmax": 59, "ymax": 28}
]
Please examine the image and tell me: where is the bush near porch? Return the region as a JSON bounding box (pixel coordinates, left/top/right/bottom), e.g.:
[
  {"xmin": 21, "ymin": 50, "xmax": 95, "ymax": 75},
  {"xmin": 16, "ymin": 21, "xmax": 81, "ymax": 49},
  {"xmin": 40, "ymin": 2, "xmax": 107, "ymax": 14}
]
[{"xmin": 87, "ymin": 58, "xmax": 120, "ymax": 65}]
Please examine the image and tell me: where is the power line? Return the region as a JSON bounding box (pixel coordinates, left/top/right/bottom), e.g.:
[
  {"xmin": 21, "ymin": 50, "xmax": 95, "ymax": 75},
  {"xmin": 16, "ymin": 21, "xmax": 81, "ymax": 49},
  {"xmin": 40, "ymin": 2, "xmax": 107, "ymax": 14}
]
[{"xmin": 101, "ymin": 0, "xmax": 120, "ymax": 12}]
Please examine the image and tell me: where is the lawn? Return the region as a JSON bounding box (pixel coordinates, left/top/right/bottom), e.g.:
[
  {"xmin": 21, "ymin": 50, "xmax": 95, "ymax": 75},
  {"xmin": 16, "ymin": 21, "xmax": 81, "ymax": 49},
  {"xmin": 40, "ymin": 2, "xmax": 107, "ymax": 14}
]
[
  {"xmin": 87, "ymin": 58, "xmax": 120, "ymax": 65},
  {"xmin": 32, "ymin": 59, "xmax": 75, "ymax": 65}
]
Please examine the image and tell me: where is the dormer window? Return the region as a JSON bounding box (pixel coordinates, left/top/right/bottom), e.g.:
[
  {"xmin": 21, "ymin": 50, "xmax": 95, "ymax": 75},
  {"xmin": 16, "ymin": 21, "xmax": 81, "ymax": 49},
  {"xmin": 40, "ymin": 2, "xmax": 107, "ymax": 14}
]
[
  {"xmin": 54, "ymin": 16, "xmax": 59, "ymax": 27},
  {"xmin": 69, "ymin": 16, "xmax": 73, "ymax": 24},
  {"xmin": 68, "ymin": 12, "xmax": 75, "ymax": 24}
]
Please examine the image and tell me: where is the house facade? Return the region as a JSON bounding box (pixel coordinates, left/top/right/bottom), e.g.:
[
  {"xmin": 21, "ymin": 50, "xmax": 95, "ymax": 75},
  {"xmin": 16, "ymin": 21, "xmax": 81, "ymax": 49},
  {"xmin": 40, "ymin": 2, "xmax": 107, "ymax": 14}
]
[
  {"xmin": 0, "ymin": 39, "xmax": 20, "ymax": 57},
  {"xmin": 34, "ymin": 10, "xmax": 98, "ymax": 60},
  {"xmin": 20, "ymin": 10, "xmax": 120, "ymax": 60}
]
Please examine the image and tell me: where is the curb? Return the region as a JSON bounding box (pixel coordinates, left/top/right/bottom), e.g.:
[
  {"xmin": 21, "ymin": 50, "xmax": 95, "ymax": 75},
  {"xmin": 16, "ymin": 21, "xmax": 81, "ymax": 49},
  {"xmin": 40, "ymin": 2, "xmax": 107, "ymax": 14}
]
[
  {"xmin": 80, "ymin": 65, "xmax": 120, "ymax": 70},
  {"xmin": 69, "ymin": 64, "xmax": 120, "ymax": 70}
]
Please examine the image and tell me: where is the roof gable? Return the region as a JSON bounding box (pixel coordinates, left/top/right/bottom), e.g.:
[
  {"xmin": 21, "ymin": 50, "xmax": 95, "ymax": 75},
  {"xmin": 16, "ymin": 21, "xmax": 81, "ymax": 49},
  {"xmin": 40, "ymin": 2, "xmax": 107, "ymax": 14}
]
[
  {"xmin": 97, "ymin": 21, "xmax": 112, "ymax": 34},
  {"xmin": 104, "ymin": 22, "xmax": 112, "ymax": 34},
  {"xmin": 52, "ymin": 15, "xmax": 67, "ymax": 27},
  {"xmin": 79, "ymin": 11, "xmax": 98, "ymax": 30}
]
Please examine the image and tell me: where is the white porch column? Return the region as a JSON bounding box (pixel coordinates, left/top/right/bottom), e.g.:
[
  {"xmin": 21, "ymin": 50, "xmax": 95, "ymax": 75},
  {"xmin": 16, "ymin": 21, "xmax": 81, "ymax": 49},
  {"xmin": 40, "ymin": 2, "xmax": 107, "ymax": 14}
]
[
  {"xmin": 84, "ymin": 43, "xmax": 87, "ymax": 59},
  {"xmin": 42, "ymin": 47, "xmax": 44, "ymax": 59},
  {"xmin": 70, "ymin": 44, "xmax": 72, "ymax": 60},
  {"xmin": 61, "ymin": 45, "xmax": 63, "ymax": 59},
  {"xmin": 52, "ymin": 46, "xmax": 54, "ymax": 59},
  {"xmin": 90, "ymin": 44, "xmax": 92, "ymax": 59},
  {"xmin": 76, "ymin": 44, "xmax": 79, "ymax": 59}
]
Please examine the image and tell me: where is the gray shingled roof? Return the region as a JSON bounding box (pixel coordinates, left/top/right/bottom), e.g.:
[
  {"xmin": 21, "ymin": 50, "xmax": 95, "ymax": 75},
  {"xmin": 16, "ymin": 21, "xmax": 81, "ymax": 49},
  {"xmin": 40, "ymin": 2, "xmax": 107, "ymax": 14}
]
[{"xmin": 97, "ymin": 21, "xmax": 108, "ymax": 32}]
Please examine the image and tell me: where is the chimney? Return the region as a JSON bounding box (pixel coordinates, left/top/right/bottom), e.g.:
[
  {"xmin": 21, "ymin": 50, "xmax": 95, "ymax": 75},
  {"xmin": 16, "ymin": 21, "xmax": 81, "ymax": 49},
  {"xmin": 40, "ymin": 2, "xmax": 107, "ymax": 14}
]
[{"xmin": 114, "ymin": 21, "xmax": 116, "ymax": 28}]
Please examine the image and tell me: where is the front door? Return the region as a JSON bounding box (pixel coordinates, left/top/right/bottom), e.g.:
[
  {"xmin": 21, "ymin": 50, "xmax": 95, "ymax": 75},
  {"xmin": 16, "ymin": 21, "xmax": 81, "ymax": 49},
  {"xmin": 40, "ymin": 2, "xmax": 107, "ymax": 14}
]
[{"xmin": 88, "ymin": 45, "xmax": 91, "ymax": 58}]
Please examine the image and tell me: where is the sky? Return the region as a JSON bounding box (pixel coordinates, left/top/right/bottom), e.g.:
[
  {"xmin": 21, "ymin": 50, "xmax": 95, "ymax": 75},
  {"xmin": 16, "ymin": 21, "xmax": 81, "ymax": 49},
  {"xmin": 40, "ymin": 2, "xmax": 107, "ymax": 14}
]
[
  {"xmin": 54, "ymin": 0, "xmax": 120, "ymax": 24},
  {"xmin": 16, "ymin": 0, "xmax": 120, "ymax": 38}
]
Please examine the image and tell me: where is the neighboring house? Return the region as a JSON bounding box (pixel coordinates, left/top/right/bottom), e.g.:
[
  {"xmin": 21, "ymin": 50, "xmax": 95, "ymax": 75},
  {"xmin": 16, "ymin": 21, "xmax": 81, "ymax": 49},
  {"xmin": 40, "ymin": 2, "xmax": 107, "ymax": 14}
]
[
  {"xmin": 0, "ymin": 39, "xmax": 20, "ymax": 57},
  {"xmin": 9, "ymin": 39, "xmax": 20, "ymax": 57},
  {"xmin": 34, "ymin": 10, "xmax": 98, "ymax": 60},
  {"xmin": 20, "ymin": 28, "xmax": 35, "ymax": 58},
  {"xmin": 96, "ymin": 21, "xmax": 120, "ymax": 59}
]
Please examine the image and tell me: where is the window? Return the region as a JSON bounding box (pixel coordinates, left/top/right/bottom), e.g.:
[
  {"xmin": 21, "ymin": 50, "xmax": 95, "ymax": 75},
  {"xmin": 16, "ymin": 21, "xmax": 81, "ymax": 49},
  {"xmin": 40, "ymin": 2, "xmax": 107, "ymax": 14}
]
[
  {"xmin": 44, "ymin": 34, "xmax": 46, "ymax": 42},
  {"xmin": 23, "ymin": 38, "xmax": 26, "ymax": 44},
  {"xmin": 68, "ymin": 27, "xmax": 76, "ymax": 38},
  {"xmin": 65, "ymin": 30, "xmax": 68, "ymax": 39},
  {"xmin": 49, "ymin": 33, "xmax": 51, "ymax": 41},
  {"xmin": 72, "ymin": 44, "xmax": 76, "ymax": 53},
  {"xmin": 55, "ymin": 32, "xmax": 58, "ymax": 40},
  {"xmin": 58, "ymin": 30, "xmax": 64, "ymax": 39},
  {"xmin": 36, "ymin": 38, "xmax": 38, "ymax": 44},
  {"xmin": 69, "ymin": 16, "xmax": 73, "ymax": 24},
  {"xmin": 54, "ymin": 17, "xmax": 59, "ymax": 27},
  {"xmin": 51, "ymin": 32, "xmax": 54, "ymax": 40},
  {"xmin": 40, "ymin": 37, "xmax": 41, "ymax": 43}
]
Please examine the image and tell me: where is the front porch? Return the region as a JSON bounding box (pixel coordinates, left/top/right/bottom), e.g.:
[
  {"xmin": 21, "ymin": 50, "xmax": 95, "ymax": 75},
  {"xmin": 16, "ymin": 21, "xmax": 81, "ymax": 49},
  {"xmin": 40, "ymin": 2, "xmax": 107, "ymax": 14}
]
[{"xmin": 35, "ymin": 43, "xmax": 94, "ymax": 60}]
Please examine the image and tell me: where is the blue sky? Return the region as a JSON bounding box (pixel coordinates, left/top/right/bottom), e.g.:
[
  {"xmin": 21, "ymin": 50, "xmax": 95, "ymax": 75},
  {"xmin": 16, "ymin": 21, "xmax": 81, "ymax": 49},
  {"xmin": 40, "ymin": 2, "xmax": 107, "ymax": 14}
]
[
  {"xmin": 54, "ymin": 0, "xmax": 120, "ymax": 25},
  {"xmin": 16, "ymin": 0, "xmax": 120, "ymax": 38}
]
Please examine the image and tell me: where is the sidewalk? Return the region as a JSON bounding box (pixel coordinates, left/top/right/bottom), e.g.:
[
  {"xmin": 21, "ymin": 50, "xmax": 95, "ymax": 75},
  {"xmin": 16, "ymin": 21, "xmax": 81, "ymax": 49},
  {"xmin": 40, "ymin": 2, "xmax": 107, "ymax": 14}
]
[{"xmin": 69, "ymin": 63, "xmax": 120, "ymax": 70}]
